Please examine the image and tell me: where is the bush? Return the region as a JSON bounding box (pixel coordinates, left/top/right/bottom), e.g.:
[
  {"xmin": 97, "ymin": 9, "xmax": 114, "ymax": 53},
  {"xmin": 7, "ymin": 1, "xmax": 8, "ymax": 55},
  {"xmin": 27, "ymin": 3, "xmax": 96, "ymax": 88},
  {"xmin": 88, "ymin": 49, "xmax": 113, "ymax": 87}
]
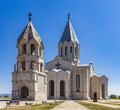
[
  {"xmin": 118, "ymin": 96, "xmax": 120, "ymax": 99},
  {"xmin": 3, "ymin": 95, "xmax": 9, "ymax": 98},
  {"xmin": 110, "ymin": 94, "xmax": 117, "ymax": 99}
]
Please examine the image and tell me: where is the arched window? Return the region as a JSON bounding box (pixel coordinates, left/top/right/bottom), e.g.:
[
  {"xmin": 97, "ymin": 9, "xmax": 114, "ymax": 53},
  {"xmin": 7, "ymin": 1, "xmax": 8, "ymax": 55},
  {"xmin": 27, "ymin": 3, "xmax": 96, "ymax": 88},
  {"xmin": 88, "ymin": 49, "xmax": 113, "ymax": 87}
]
[
  {"xmin": 102, "ymin": 84, "xmax": 105, "ymax": 99},
  {"xmin": 76, "ymin": 74, "xmax": 80, "ymax": 91},
  {"xmin": 40, "ymin": 63, "xmax": 43, "ymax": 72},
  {"xmin": 49, "ymin": 80, "xmax": 54, "ymax": 97},
  {"xmin": 39, "ymin": 46, "xmax": 42, "ymax": 56},
  {"xmin": 21, "ymin": 61, "xmax": 25, "ymax": 71},
  {"xmin": 65, "ymin": 46, "xmax": 67, "ymax": 56},
  {"xmin": 60, "ymin": 80, "xmax": 65, "ymax": 97},
  {"xmin": 61, "ymin": 47, "xmax": 63, "ymax": 56},
  {"xmin": 70, "ymin": 46, "xmax": 72, "ymax": 53},
  {"xmin": 22, "ymin": 44, "xmax": 26, "ymax": 54},
  {"xmin": 31, "ymin": 61, "xmax": 36, "ymax": 70},
  {"xmin": 75, "ymin": 47, "xmax": 77, "ymax": 56},
  {"xmin": 31, "ymin": 44, "xmax": 36, "ymax": 55}
]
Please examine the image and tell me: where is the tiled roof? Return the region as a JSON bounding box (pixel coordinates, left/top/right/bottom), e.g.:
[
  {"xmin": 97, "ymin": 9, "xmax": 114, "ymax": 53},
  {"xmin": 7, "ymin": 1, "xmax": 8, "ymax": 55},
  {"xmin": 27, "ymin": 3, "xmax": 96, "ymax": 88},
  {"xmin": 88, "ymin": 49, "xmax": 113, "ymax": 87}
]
[
  {"xmin": 17, "ymin": 21, "xmax": 43, "ymax": 47},
  {"xmin": 59, "ymin": 19, "xmax": 79, "ymax": 44}
]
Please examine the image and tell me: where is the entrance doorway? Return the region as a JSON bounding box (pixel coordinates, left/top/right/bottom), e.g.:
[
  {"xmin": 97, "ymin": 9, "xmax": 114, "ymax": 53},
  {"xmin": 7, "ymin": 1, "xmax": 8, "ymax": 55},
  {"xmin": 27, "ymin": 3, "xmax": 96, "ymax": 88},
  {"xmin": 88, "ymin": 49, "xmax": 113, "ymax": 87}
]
[
  {"xmin": 60, "ymin": 80, "xmax": 65, "ymax": 97},
  {"xmin": 20, "ymin": 87, "xmax": 29, "ymax": 98},
  {"xmin": 93, "ymin": 92, "xmax": 97, "ymax": 102}
]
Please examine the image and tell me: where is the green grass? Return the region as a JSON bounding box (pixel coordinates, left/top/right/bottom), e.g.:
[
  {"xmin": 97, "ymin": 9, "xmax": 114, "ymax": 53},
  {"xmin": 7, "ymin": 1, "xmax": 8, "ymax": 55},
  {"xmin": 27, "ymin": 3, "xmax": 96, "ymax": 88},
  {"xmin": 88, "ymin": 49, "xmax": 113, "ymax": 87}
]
[
  {"xmin": 0, "ymin": 97, "xmax": 11, "ymax": 100},
  {"xmin": 1, "ymin": 101, "xmax": 64, "ymax": 110},
  {"xmin": 99, "ymin": 101, "xmax": 120, "ymax": 106},
  {"xmin": 76, "ymin": 101, "xmax": 120, "ymax": 110}
]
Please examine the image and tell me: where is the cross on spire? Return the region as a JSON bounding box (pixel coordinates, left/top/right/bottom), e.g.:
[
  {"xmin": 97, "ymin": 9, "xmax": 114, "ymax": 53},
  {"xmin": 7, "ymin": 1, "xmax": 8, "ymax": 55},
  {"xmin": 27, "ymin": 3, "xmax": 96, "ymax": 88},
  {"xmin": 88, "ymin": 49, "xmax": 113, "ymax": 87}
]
[
  {"xmin": 68, "ymin": 13, "xmax": 70, "ymax": 20},
  {"xmin": 28, "ymin": 13, "xmax": 32, "ymax": 21},
  {"xmin": 55, "ymin": 62, "xmax": 61, "ymax": 69}
]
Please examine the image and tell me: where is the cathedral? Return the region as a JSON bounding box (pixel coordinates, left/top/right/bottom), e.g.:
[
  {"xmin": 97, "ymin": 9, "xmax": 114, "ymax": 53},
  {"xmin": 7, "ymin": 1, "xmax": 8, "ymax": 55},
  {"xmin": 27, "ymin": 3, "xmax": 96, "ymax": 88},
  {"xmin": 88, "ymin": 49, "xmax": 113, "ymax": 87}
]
[{"xmin": 12, "ymin": 13, "xmax": 108, "ymax": 101}]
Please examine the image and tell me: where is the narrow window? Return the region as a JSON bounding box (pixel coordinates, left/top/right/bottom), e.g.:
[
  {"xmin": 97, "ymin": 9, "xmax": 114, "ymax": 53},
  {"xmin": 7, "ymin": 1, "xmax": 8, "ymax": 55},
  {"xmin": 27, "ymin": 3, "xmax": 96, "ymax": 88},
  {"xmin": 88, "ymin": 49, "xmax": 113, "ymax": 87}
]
[
  {"xmin": 39, "ymin": 46, "xmax": 41, "ymax": 56},
  {"xmin": 65, "ymin": 46, "xmax": 67, "ymax": 56},
  {"xmin": 22, "ymin": 44, "xmax": 26, "ymax": 54},
  {"xmin": 70, "ymin": 46, "xmax": 72, "ymax": 53},
  {"xmin": 61, "ymin": 47, "xmax": 63, "ymax": 56},
  {"xmin": 75, "ymin": 47, "xmax": 77, "ymax": 56},
  {"xmin": 31, "ymin": 44, "xmax": 35, "ymax": 55},
  {"xmin": 21, "ymin": 61, "xmax": 25, "ymax": 71},
  {"xmin": 76, "ymin": 74, "xmax": 80, "ymax": 91},
  {"xmin": 102, "ymin": 84, "xmax": 105, "ymax": 99},
  {"xmin": 31, "ymin": 61, "xmax": 36, "ymax": 70},
  {"xmin": 60, "ymin": 80, "xmax": 65, "ymax": 97},
  {"xmin": 49, "ymin": 80, "xmax": 54, "ymax": 97},
  {"xmin": 40, "ymin": 63, "xmax": 43, "ymax": 72}
]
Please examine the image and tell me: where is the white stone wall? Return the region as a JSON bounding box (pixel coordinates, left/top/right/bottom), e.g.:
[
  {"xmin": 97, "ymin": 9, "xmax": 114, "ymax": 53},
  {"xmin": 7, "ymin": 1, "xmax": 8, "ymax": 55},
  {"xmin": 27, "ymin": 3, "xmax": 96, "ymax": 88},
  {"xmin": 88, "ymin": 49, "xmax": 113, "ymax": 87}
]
[
  {"xmin": 45, "ymin": 56, "xmax": 72, "ymax": 71},
  {"xmin": 90, "ymin": 76, "xmax": 100, "ymax": 99},
  {"xmin": 72, "ymin": 66, "xmax": 91, "ymax": 99},
  {"xmin": 100, "ymin": 76, "xmax": 108, "ymax": 99},
  {"xmin": 46, "ymin": 70, "xmax": 71, "ymax": 99},
  {"xmin": 58, "ymin": 41, "xmax": 80, "ymax": 63},
  {"xmin": 90, "ymin": 75, "xmax": 108, "ymax": 99}
]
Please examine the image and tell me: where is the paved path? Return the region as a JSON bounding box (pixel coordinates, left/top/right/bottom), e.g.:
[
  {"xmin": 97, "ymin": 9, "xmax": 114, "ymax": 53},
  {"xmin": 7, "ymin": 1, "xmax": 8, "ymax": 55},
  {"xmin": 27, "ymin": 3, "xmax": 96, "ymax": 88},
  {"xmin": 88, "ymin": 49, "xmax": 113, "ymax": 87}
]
[
  {"xmin": 0, "ymin": 101, "xmax": 6, "ymax": 109},
  {"xmin": 51, "ymin": 100, "xmax": 89, "ymax": 110}
]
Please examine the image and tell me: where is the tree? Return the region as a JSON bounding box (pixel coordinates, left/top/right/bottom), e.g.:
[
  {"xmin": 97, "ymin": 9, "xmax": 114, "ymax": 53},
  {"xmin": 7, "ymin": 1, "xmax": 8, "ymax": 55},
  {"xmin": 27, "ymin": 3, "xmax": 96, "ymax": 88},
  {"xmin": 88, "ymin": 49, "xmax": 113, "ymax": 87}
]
[{"xmin": 110, "ymin": 94, "xmax": 117, "ymax": 99}]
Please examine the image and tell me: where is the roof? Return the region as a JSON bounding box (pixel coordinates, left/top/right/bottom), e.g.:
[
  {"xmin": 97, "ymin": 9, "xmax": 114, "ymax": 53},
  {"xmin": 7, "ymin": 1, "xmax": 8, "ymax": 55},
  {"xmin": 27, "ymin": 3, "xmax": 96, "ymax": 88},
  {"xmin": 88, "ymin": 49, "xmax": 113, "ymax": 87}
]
[
  {"xmin": 59, "ymin": 18, "xmax": 79, "ymax": 44},
  {"xmin": 45, "ymin": 68, "xmax": 71, "ymax": 74},
  {"xmin": 17, "ymin": 21, "xmax": 44, "ymax": 47},
  {"xmin": 92, "ymin": 73, "xmax": 108, "ymax": 79}
]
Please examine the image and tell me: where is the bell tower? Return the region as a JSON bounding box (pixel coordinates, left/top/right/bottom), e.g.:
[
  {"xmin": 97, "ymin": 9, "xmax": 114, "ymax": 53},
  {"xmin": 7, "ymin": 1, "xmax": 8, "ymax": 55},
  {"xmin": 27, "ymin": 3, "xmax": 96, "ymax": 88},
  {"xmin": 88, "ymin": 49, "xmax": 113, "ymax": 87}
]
[
  {"xmin": 12, "ymin": 13, "xmax": 47, "ymax": 101},
  {"xmin": 58, "ymin": 14, "xmax": 80, "ymax": 64}
]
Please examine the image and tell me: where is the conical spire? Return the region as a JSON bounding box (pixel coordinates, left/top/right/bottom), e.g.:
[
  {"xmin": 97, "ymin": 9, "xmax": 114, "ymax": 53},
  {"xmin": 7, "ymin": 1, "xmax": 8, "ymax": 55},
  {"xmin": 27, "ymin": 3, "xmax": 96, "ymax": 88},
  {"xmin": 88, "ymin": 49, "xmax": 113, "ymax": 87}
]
[
  {"xmin": 17, "ymin": 13, "xmax": 43, "ymax": 48},
  {"xmin": 59, "ymin": 14, "xmax": 79, "ymax": 44}
]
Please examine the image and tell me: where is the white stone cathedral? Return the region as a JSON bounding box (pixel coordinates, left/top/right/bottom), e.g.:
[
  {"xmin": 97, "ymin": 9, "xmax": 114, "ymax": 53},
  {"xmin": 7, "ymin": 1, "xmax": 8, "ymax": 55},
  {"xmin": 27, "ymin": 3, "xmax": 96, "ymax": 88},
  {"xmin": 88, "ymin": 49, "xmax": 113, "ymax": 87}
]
[
  {"xmin": 12, "ymin": 13, "xmax": 47, "ymax": 101},
  {"xmin": 12, "ymin": 13, "xmax": 108, "ymax": 101},
  {"xmin": 45, "ymin": 14, "xmax": 108, "ymax": 100}
]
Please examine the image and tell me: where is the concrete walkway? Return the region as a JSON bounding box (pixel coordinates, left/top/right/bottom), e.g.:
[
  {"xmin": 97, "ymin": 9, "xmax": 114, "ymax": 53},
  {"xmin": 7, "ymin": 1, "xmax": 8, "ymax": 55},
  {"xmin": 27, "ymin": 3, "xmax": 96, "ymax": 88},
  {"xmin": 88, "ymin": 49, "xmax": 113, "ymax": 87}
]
[{"xmin": 51, "ymin": 100, "xmax": 89, "ymax": 110}]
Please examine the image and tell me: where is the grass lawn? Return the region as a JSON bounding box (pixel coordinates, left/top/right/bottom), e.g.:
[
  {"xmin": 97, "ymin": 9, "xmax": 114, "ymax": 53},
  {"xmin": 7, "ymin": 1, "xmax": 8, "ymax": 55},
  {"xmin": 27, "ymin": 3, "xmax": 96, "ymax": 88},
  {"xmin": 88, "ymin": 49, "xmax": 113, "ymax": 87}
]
[
  {"xmin": 0, "ymin": 97, "xmax": 11, "ymax": 101},
  {"xmin": 76, "ymin": 101, "xmax": 120, "ymax": 110},
  {"xmin": 1, "ymin": 101, "xmax": 63, "ymax": 110},
  {"xmin": 99, "ymin": 100, "xmax": 120, "ymax": 106}
]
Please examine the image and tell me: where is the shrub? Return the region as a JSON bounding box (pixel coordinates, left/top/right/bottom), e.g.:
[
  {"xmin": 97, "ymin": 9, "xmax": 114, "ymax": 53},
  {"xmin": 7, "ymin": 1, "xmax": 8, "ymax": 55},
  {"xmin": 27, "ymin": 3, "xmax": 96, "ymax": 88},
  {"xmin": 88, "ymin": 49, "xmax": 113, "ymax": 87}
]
[
  {"xmin": 118, "ymin": 96, "xmax": 120, "ymax": 99},
  {"xmin": 3, "ymin": 95, "xmax": 9, "ymax": 98},
  {"xmin": 110, "ymin": 94, "xmax": 117, "ymax": 99}
]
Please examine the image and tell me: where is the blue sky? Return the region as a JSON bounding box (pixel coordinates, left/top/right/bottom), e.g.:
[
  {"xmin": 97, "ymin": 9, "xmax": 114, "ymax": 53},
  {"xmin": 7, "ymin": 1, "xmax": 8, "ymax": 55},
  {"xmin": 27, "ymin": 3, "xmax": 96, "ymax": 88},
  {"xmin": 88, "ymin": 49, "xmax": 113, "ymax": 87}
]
[{"xmin": 0, "ymin": 0, "xmax": 120, "ymax": 95}]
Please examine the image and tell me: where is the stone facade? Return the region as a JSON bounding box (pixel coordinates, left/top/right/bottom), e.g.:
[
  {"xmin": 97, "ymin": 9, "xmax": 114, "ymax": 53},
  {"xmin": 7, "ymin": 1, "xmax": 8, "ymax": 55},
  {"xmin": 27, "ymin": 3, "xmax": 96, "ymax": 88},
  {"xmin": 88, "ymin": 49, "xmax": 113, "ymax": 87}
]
[
  {"xmin": 12, "ymin": 16, "xmax": 47, "ymax": 101},
  {"xmin": 45, "ymin": 16, "xmax": 108, "ymax": 100}
]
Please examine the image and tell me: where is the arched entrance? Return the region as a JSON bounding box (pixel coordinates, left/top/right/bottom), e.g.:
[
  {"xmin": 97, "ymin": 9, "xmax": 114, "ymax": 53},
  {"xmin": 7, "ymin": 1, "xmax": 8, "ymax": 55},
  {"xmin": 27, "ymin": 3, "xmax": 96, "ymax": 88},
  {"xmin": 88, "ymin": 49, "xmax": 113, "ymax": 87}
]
[
  {"xmin": 102, "ymin": 84, "xmax": 105, "ymax": 99},
  {"xmin": 49, "ymin": 80, "xmax": 54, "ymax": 97},
  {"xmin": 60, "ymin": 80, "xmax": 65, "ymax": 97},
  {"xmin": 20, "ymin": 87, "xmax": 29, "ymax": 98},
  {"xmin": 93, "ymin": 92, "xmax": 97, "ymax": 102}
]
